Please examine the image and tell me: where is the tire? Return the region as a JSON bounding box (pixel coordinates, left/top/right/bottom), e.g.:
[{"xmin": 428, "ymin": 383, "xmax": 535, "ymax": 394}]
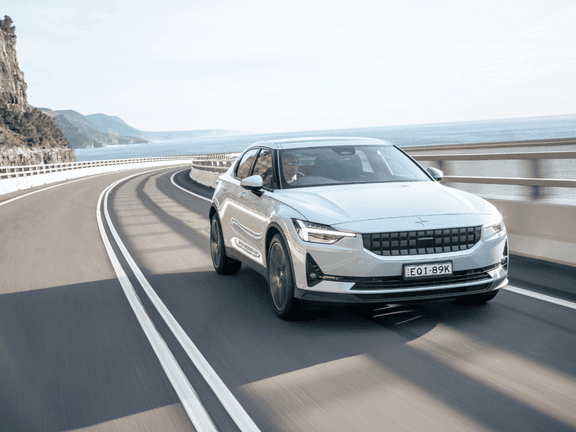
[
  {"xmin": 456, "ymin": 290, "xmax": 499, "ymax": 306},
  {"xmin": 210, "ymin": 215, "xmax": 242, "ymax": 275},
  {"xmin": 268, "ymin": 234, "xmax": 300, "ymax": 320}
]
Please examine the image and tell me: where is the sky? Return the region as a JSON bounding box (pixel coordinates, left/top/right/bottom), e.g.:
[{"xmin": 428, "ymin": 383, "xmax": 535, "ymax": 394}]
[{"xmin": 3, "ymin": 0, "xmax": 576, "ymax": 133}]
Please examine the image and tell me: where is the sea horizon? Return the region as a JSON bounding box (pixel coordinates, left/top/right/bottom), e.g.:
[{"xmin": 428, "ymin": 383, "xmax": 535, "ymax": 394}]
[{"xmin": 73, "ymin": 113, "xmax": 576, "ymax": 162}]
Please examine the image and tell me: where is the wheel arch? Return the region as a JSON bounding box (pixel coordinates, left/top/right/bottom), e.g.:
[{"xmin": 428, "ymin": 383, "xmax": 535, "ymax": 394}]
[
  {"xmin": 265, "ymin": 223, "xmax": 284, "ymax": 266},
  {"xmin": 209, "ymin": 205, "xmax": 218, "ymax": 220}
]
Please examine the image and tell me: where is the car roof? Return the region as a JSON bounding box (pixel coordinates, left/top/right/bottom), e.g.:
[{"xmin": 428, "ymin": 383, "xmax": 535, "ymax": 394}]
[{"xmin": 246, "ymin": 136, "xmax": 391, "ymax": 150}]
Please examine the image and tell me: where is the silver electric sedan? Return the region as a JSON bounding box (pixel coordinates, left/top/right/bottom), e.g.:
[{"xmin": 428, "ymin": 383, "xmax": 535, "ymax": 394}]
[{"xmin": 209, "ymin": 137, "xmax": 508, "ymax": 319}]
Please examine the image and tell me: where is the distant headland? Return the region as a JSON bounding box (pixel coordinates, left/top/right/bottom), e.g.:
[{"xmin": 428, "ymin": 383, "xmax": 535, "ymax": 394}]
[{"xmin": 0, "ymin": 15, "xmax": 241, "ymax": 167}]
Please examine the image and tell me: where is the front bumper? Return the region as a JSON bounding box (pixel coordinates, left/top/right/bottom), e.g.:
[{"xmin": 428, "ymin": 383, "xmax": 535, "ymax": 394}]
[{"xmin": 287, "ymin": 225, "xmax": 509, "ymax": 305}]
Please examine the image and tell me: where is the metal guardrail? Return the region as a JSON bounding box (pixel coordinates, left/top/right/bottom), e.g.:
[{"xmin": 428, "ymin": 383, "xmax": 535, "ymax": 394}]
[
  {"xmin": 404, "ymin": 137, "xmax": 576, "ymax": 152},
  {"xmin": 190, "ymin": 152, "xmax": 241, "ymax": 173},
  {"xmin": 190, "ymin": 147, "xmax": 576, "ymax": 191},
  {"xmin": 0, "ymin": 155, "xmax": 195, "ymax": 180},
  {"xmin": 411, "ymin": 151, "xmax": 576, "ymax": 190},
  {"xmin": 5, "ymin": 140, "xmax": 573, "ymax": 198},
  {"xmin": 405, "ymin": 138, "xmax": 576, "ymax": 197}
]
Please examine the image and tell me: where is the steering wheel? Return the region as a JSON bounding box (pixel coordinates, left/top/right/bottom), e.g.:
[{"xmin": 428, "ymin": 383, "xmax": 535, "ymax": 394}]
[{"xmin": 296, "ymin": 171, "xmax": 305, "ymax": 178}]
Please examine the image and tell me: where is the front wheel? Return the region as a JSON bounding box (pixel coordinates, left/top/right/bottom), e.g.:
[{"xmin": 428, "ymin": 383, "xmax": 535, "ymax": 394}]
[
  {"xmin": 268, "ymin": 234, "xmax": 300, "ymax": 320},
  {"xmin": 456, "ymin": 290, "xmax": 498, "ymax": 306},
  {"xmin": 210, "ymin": 215, "xmax": 242, "ymax": 275}
]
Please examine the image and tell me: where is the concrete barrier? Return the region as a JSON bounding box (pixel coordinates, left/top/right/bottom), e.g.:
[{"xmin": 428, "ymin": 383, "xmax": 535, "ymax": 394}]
[
  {"xmin": 189, "ymin": 167, "xmax": 221, "ymax": 189},
  {"xmin": 0, "ymin": 159, "xmax": 190, "ymax": 196},
  {"xmin": 189, "ymin": 152, "xmax": 240, "ymax": 188},
  {"xmin": 488, "ymin": 199, "xmax": 576, "ymax": 268}
]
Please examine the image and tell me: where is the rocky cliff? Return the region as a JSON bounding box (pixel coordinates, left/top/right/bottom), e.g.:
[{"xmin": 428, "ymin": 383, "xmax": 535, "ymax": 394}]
[{"xmin": 0, "ymin": 16, "xmax": 75, "ymax": 166}]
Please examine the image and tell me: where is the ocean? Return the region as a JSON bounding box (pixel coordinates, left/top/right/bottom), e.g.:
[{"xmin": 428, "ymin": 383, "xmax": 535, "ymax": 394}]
[{"xmin": 73, "ymin": 114, "xmax": 576, "ymax": 162}]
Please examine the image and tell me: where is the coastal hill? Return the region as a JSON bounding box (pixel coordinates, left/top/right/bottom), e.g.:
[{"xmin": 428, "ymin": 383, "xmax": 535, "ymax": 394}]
[
  {"xmin": 37, "ymin": 109, "xmax": 242, "ymax": 148},
  {"xmin": 84, "ymin": 112, "xmax": 242, "ymax": 142},
  {"xmin": 0, "ymin": 16, "xmax": 75, "ymax": 166},
  {"xmin": 38, "ymin": 108, "xmax": 149, "ymax": 149}
]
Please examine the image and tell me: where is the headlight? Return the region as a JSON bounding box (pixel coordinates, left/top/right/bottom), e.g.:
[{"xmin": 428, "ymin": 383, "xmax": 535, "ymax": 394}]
[
  {"xmin": 483, "ymin": 214, "xmax": 505, "ymax": 239},
  {"xmin": 293, "ymin": 219, "xmax": 356, "ymax": 244}
]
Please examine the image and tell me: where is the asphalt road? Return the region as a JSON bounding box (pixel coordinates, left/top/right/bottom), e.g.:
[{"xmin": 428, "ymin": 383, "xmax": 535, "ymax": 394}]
[{"xmin": 1, "ymin": 166, "xmax": 575, "ymax": 432}]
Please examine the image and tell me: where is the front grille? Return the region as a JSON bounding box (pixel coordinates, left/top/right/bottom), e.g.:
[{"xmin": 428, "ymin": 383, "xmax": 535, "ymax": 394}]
[
  {"xmin": 334, "ymin": 264, "xmax": 498, "ymax": 291},
  {"xmin": 362, "ymin": 226, "xmax": 482, "ymax": 256}
]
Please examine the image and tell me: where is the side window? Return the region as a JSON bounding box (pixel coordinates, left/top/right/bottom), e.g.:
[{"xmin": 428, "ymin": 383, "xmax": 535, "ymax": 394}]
[
  {"xmin": 235, "ymin": 148, "xmax": 259, "ymax": 180},
  {"xmin": 252, "ymin": 148, "xmax": 274, "ymax": 188}
]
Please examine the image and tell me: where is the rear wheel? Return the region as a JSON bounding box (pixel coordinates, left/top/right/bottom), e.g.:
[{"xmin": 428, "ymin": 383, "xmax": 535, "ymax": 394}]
[
  {"xmin": 268, "ymin": 234, "xmax": 300, "ymax": 320},
  {"xmin": 210, "ymin": 215, "xmax": 242, "ymax": 275},
  {"xmin": 456, "ymin": 290, "xmax": 498, "ymax": 306}
]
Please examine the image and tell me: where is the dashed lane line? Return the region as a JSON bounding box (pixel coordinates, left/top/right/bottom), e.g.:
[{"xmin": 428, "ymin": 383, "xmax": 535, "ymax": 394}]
[{"xmin": 104, "ymin": 169, "xmax": 262, "ymax": 432}]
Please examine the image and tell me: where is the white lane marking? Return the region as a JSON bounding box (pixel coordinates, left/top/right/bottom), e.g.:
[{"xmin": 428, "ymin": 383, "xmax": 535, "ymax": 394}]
[
  {"xmin": 171, "ymin": 169, "xmax": 211, "ymax": 202},
  {"xmin": 105, "ymin": 170, "xmax": 262, "ymax": 432},
  {"xmin": 504, "ymin": 286, "xmax": 576, "ymax": 310},
  {"xmin": 0, "ymin": 172, "xmax": 113, "ymax": 207},
  {"xmin": 0, "ymin": 162, "xmax": 190, "ymax": 208},
  {"xmin": 97, "ymin": 170, "xmax": 218, "ymax": 432}
]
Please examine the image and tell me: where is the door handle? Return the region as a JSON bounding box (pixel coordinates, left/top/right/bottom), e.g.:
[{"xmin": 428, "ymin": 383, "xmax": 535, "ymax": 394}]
[
  {"xmin": 222, "ymin": 185, "xmax": 229, "ymax": 191},
  {"xmin": 239, "ymin": 192, "xmax": 247, "ymax": 199}
]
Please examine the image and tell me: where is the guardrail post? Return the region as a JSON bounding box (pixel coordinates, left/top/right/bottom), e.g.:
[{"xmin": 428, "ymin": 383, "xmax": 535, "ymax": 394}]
[
  {"xmin": 530, "ymin": 158, "xmax": 544, "ymax": 199},
  {"xmin": 437, "ymin": 160, "xmax": 444, "ymax": 173}
]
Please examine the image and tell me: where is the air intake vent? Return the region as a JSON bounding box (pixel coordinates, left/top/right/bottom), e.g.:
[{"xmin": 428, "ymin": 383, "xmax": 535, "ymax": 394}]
[{"xmin": 362, "ymin": 226, "xmax": 482, "ymax": 256}]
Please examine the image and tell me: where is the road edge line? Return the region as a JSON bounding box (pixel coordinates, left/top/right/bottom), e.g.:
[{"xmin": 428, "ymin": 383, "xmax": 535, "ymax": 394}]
[
  {"xmin": 171, "ymin": 169, "xmax": 212, "ymax": 202},
  {"xmin": 105, "ymin": 169, "xmax": 262, "ymax": 432},
  {"xmin": 504, "ymin": 286, "xmax": 576, "ymax": 310},
  {"xmin": 97, "ymin": 170, "xmax": 218, "ymax": 432}
]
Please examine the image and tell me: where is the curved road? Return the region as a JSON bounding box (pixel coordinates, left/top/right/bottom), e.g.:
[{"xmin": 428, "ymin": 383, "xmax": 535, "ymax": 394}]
[{"xmin": 0, "ymin": 166, "xmax": 575, "ymax": 432}]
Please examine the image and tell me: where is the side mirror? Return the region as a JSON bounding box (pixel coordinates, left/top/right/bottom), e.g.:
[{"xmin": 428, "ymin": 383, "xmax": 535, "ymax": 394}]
[
  {"xmin": 427, "ymin": 167, "xmax": 443, "ymax": 181},
  {"xmin": 240, "ymin": 175, "xmax": 263, "ymax": 190}
]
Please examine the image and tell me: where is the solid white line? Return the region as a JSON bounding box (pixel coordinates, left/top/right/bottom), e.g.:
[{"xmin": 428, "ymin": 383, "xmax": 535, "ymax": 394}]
[
  {"xmin": 0, "ymin": 162, "xmax": 190, "ymax": 208},
  {"xmin": 0, "ymin": 172, "xmax": 113, "ymax": 208},
  {"xmin": 504, "ymin": 286, "xmax": 576, "ymax": 310},
  {"xmin": 170, "ymin": 169, "xmax": 212, "ymax": 202},
  {"xmin": 105, "ymin": 170, "xmax": 262, "ymax": 432},
  {"xmin": 97, "ymin": 171, "xmax": 218, "ymax": 432}
]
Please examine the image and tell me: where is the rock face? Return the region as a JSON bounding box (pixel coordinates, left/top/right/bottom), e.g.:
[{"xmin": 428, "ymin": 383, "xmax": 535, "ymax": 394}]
[
  {"xmin": 0, "ymin": 18, "xmax": 27, "ymax": 113},
  {"xmin": 0, "ymin": 16, "xmax": 76, "ymax": 166}
]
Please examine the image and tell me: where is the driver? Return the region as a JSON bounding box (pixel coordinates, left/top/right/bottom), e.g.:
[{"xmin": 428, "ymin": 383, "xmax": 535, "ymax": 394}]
[{"xmin": 283, "ymin": 153, "xmax": 299, "ymax": 183}]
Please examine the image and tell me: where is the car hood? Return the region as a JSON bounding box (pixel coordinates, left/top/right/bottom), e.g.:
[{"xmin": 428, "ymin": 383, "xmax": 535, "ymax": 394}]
[{"xmin": 272, "ymin": 182, "xmax": 497, "ymax": 227}]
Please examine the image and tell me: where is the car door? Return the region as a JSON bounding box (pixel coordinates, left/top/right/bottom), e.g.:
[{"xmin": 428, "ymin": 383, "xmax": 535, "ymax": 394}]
[
  {"xmin": 238, "ymin": 147, "xmax": 277, "ymax": 268},
  {"xmin": 219, "ymin": 147, "xmax": 259, "ymax": 258}
]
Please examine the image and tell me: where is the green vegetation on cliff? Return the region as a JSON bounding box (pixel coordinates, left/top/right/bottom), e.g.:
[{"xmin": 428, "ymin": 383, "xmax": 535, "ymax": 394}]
[{"xmin": 0, "ymin": 107, "xmax": 66, "ymax": 146}]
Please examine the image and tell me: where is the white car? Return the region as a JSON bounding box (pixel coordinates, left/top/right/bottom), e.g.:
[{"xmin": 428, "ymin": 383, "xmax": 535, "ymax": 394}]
[{"xmin": 209, "ymin": 137, "xmax": 508, "ymax": 319}]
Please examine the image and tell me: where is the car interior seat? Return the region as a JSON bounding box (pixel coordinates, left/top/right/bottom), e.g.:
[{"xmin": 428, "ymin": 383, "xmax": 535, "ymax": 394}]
[{"xmin": 333, "ymin": 154, "xmax": 363, "ymax": 181}]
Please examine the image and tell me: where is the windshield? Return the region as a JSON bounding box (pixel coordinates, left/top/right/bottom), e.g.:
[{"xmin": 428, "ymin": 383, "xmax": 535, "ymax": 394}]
[{"xmin": 279, "ymin": 145, "xmax": 431, "ymax": 188}]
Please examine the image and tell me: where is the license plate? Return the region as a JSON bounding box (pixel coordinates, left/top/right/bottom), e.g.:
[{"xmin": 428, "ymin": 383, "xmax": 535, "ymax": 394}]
[{"xmin": 404, "ymin": 262, "xmax": 453, "ymax": 279}]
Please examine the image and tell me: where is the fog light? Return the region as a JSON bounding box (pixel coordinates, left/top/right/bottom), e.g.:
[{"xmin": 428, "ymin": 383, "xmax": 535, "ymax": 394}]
[{"xmin": 306, "ymin": 254, "xmax": 324, "ymax": 287}]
